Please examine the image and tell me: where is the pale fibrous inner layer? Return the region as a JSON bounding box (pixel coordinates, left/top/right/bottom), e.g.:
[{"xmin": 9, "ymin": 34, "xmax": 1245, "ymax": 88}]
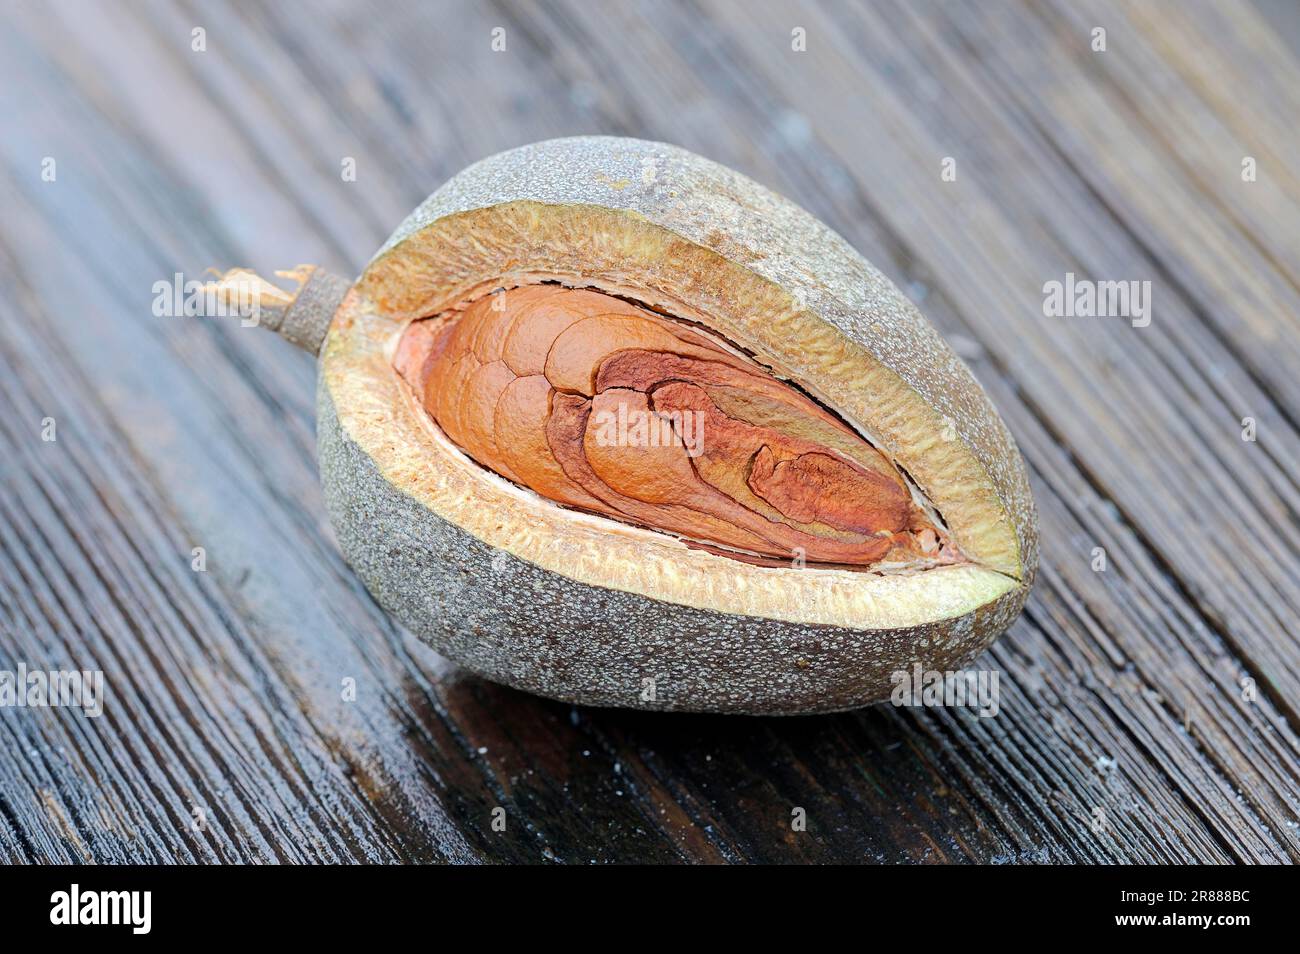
[{"xmin": 393, "ymin": 284, "xmax": 963, "ymax": 570}]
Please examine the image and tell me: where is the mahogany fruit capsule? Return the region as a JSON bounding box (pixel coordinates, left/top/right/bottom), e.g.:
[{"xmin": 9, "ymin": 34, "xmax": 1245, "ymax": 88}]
[{"xmin": 210, "ymin": 137, "xmax": 1037, "ymax": 714}]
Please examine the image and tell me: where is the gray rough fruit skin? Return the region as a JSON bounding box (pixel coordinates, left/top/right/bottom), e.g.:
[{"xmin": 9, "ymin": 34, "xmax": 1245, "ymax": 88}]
[{"xmin": 318, "ymin": 384, "xmax": 1028, "ymax": 715}]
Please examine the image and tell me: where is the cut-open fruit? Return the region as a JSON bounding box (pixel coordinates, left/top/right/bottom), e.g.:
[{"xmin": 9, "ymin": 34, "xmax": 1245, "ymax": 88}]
[{"xmin": 210, "ymin": 136, "xmax": 1037, "ymax": 714}]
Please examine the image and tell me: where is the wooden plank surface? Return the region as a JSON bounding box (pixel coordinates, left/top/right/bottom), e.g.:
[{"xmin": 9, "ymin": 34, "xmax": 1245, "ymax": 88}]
[{"xmin": 1, "ymin": 0, "xmax": 1298, "ymax": 863}]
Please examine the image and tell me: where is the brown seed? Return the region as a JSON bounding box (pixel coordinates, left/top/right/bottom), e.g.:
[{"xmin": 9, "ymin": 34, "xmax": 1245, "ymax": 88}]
[{"xmin": 396, "ymin": 286, "xmax": 959, "ymax": 569}]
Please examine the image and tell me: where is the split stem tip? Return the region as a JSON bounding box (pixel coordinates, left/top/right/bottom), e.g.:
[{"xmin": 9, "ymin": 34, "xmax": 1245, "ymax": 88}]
[{"xmin": 203, "ymin": 264, "xmax": 349, "ymax": 355}]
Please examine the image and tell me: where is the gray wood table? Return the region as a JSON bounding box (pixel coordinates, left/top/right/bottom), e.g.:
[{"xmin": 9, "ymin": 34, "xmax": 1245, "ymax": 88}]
[{"xmin": 2, "ymin": 0, "xmax": 1299, "ymax": 863}]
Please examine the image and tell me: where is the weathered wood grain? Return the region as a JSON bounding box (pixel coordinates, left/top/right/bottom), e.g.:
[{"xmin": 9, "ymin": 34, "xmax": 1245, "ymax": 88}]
[{"xmin": 0, "ymin": 0, "xmax": 1297, "ymax": 863}]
